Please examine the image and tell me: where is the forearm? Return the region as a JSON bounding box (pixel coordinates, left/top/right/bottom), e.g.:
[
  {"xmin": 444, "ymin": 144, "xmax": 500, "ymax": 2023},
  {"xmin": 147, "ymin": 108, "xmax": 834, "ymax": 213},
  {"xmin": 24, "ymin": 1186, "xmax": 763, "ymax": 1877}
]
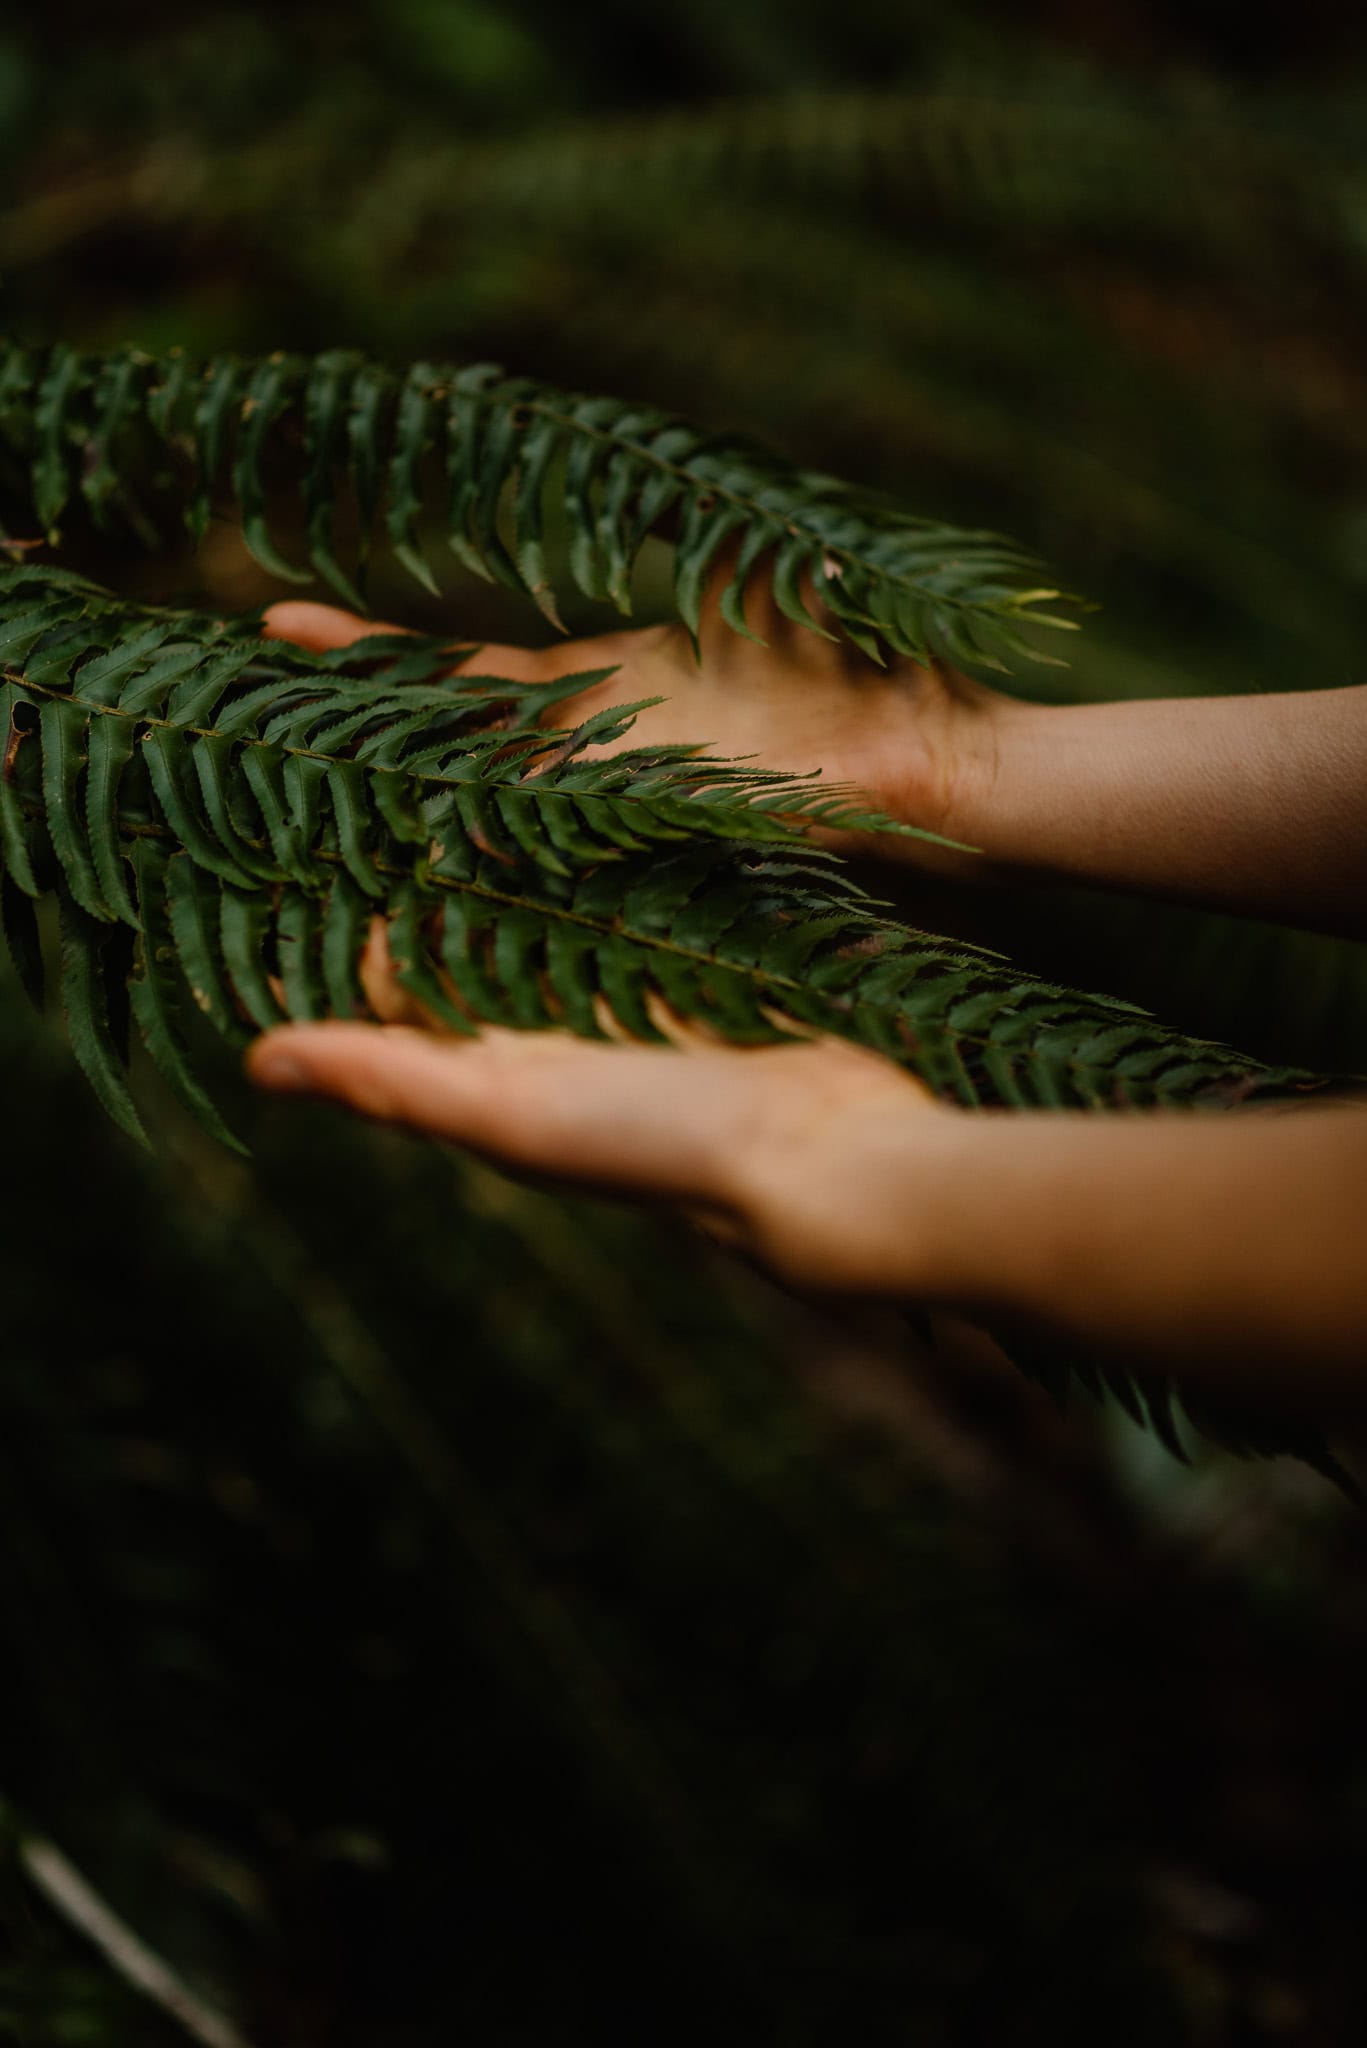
[
  {"xmin": 753, "ymin": 1097, "xmax": 1367, "ymax": 1413},
  {"xmin": 945, "ymin": 684, "xmax": 1367, "ymax": 934}
]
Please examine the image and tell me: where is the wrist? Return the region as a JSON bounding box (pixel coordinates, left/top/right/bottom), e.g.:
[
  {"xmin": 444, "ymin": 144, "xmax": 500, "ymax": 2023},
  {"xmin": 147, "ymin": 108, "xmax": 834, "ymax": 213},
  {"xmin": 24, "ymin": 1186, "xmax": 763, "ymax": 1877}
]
[
  {"xmin": 735, "ymin": 1078, "xmax": 982, "ymax": 1299},
  {"xmin": 757, "ymin": 1098, "xmax": 1103, "ymax": 1333},
  {"xmin": 935, "ymin": 688, "xmax": 1061, "ymax": 877},
  {"xmin": 871, "ymin": 667, "xmax": 1060, "ymax": 878}
]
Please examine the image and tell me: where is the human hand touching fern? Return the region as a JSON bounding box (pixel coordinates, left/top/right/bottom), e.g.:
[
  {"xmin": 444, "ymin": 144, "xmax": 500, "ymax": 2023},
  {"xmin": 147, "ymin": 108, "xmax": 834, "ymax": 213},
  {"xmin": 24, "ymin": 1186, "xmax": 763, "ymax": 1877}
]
[
  {"xmin": 247, "ymin": 913, "xmax": 1367, "ymax": 1443},
  {"xmin": 263, "ymin": 557, "xmax": 1006, "ymax": 878},
  {"xmin": 256, "ymin": 555, "xmax": 1367, "ymax": 1454},
  {"xmin": 248, "ymin": 913, "xmax": 949, "ymax": 1287},
  {"xmin": 2, "ymin": 344, "xmax": 1361, "ymax": 1477}
]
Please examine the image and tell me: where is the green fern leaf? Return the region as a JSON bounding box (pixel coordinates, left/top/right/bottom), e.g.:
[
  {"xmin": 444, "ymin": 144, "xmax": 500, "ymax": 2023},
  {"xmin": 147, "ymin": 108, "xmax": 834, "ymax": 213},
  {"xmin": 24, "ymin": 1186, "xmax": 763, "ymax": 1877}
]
[
  {"xmin": 145, "ymin": 345, "xmax": 193, "ymax": 447},
  {"xmin": 241, "ymin": 742, "xmax": 321, "ymax": 882},
  {"xmin": 142, "ymin": 726, "xmax": 256, "ymax": 887},
  {"xmin": 57, "ymin": 886, "xmax": 146, "ymax": 1147},
  {"xmin": 302, "ymin": 348, "xmax": 368, "ymax": 608},
  {"xmin": 0, "ymin": 343, "xmax": 1083, "ymax": 672},
  {"xmin": 0, "ymin": 683, "xmax": 41, "ymax": 897},
  {"xmin": 31, "ymin": 344, "xmax": 88, "ymax": 538},
  {"xmin": 85, "ymin": 711, "xmax": 141, "ymax": 926},
  {"xmin": 386, "ymin": 361, "xmax": 444, "ymax": 597},
  {"xmin": 40, "ymin": 698, "xmax": 112, "ymax": 921},
  {"xmin": 320, "ymin": 870, "xmax": 371, "ymax": 1019},
  {"xmin": 275, "ymin": 886, "xmax": 326, "ymax": 1022},
  {"xmin": 163, "ymin": 851, "xmax": 245, "ymax": 1043},
  {"xmin": 325, "ymin": 761, "xmax": 387, "ymax": 899},
  {"xmin": 346, "ymin": 357, "xmax": 394, "ymax": 590},
  {"xmin": 388, "ymin": 881, "xmax": 475, "ymax": 1033},
  {"xmin": 218, "ymin": 885, "xmax": 286, "ymax": 1031},
  {"xmin": 191, "ymin": 356, "xmax": 247, "ymax": 544},
  {"xmin": 236, "ymin": 353, "xmax": 312, "ymax": 581},
  {"xmin": 129, "ymin": 838, "xmax": 247, "ymax": 1152}
]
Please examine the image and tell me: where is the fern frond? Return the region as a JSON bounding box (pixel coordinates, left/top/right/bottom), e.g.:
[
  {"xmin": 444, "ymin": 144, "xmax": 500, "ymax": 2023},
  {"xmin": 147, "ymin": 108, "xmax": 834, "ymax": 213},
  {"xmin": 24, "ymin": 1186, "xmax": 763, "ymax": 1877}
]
[
  {"xmin": 0, "ymin": 343, "xmax": 1079, "ymax": 671},
  {"xmin": 408, "ymin": 83, "xmax": 1367, "ymax": 259},
  {"xmin": 9, "ymin": 81, "xmax": 1360, "ymax": 294}
]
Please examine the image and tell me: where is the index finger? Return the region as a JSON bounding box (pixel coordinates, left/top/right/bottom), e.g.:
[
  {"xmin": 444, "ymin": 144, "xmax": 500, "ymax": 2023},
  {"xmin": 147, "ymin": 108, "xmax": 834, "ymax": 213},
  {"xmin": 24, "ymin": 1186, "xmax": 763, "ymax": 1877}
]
[{"xmin": 245, "ymin": 1021, "xmax": 753, "ymax": 1205}]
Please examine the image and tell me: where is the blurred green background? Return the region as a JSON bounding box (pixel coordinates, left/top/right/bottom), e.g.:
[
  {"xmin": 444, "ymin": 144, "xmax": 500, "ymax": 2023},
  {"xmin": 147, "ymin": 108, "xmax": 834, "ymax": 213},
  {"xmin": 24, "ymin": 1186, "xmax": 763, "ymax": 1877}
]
[{"xmin": 2, "ymin": 3, "xmax": 1367, "ymax": 2042}]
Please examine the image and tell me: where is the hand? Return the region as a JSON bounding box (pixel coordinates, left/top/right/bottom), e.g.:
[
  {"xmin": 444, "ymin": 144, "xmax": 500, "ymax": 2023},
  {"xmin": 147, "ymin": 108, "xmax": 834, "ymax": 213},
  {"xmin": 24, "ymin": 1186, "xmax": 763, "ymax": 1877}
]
[
  {"xmin": 244, "ymin": 942, "xmax": 1367, "ymax": 1405},
  {"xmin": 245, "ymin": 919, "xmax": 948, "ymax": 1294},
  {"xmin": 254, "ymin": 555, "xmax": 970, "ymax": 1292},
  {"xmin": 262, "ymin": 557, "xmax": 1016, "ymax": 873}
]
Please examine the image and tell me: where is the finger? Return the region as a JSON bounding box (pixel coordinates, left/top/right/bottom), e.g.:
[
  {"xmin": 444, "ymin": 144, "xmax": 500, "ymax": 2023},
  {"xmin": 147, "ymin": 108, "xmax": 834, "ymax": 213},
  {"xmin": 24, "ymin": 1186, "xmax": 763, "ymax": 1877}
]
[
  {"xmin": 262, "ymin": 601, "xmax": 410, "ymax": 652},
  {"xmin": 358, "ymin": 915, "xmax": 445, "ymax": 1030},
  {"xmin": 245, "ymin": 1021, "xmax": 758, "ymax": 1204},
  {"xmin": 642, "ymin": 988, "xmax": 724, "ymax": 1048}
]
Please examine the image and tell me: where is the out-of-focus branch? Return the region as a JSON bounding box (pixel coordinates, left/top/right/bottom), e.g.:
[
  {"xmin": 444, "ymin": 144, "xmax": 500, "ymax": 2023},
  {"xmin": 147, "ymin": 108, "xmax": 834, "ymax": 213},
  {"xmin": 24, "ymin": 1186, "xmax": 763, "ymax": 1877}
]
[{"xmin": 15, "ymin": 1825, "xmax": 254, "ymax": 2048}]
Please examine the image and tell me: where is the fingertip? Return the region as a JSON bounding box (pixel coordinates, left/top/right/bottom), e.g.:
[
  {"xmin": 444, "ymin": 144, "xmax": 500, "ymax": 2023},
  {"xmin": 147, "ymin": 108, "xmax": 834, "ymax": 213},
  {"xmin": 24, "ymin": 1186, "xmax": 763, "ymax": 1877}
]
[
  {"xmin": 244, "ymin": 1025, "xmax": 317, "ymax": 1093},
  {"xmin": 360, "ymin": 912, "xmax": 393, "ymax": 990},
  {"xmin": 262, "ymin": 601, "xmax": 406, "ymax": 652},
  {"xmin": 245, "ymin": 1020, "xmax": 378, "ymax": 1092},
  {"xmin": 244, "ymin": 1022, "xmax": 453, "ymax": 1127},
  {"xmin": 358, "ymin": 915, "xmax": 442, "ymax": 1028}
]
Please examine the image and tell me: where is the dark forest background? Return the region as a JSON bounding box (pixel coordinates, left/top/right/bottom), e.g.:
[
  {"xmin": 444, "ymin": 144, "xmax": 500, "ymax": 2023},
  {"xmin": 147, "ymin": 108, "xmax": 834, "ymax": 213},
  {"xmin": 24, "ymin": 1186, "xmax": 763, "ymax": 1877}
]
[{"xmin": 2, "ymin": 3, "xmax": 1367, "ymax": 2042}]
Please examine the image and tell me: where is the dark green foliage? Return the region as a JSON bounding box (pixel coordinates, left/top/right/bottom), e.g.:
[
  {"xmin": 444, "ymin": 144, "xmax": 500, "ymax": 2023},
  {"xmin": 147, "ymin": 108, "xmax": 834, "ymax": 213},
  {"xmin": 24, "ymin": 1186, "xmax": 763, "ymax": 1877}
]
[
  {"xmin": 0, "ymin": 342, "xmax": 1079, "ymax": 671},
  {"xmin": 2, "ymin": 11, "xmax": 1367, "ymax": 2042}
]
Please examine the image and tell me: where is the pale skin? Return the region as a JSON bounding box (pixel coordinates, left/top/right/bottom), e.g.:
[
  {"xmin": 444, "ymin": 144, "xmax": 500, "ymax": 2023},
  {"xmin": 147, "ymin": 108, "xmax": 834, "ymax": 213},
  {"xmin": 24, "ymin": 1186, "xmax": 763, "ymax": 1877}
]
[{"xmin": 246, "ymin": 571, "xmax": 1367, "ymax": 1419}]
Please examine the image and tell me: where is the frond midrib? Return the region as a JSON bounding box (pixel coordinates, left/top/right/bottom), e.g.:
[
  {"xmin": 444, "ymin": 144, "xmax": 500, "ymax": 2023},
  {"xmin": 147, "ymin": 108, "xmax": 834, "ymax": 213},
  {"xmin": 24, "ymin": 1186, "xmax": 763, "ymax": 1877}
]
[{"xmin": 4, "ymin": 664, "xmax": 884, "ymax": 843}]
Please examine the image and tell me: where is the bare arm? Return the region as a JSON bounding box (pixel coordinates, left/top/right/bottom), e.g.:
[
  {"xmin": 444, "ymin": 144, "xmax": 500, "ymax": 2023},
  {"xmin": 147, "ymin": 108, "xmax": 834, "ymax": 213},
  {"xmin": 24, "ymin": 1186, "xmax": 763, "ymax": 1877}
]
[
  {"xmin": 752, "ymin": 1085, "xmax": 1367, "ymax": 1415},
  {"xmin": 265, "ymin": 596, "xmax": 1367, "ymax": 935},
  {"xmin": 246, "ymin": 984, "xmax": 1367, "ymax": 1420},
  {"xmin": 962, "ymin": 685, "xmax": 1367, "ymax": 936}
]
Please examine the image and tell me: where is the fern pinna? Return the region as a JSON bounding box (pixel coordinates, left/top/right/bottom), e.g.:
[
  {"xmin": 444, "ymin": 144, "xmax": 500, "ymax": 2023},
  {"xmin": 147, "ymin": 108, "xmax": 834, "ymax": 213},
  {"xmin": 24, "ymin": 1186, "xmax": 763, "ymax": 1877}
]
[{"xmin": 0, "ymin": 343, "xmax": 1347, "ymax": 1478}]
